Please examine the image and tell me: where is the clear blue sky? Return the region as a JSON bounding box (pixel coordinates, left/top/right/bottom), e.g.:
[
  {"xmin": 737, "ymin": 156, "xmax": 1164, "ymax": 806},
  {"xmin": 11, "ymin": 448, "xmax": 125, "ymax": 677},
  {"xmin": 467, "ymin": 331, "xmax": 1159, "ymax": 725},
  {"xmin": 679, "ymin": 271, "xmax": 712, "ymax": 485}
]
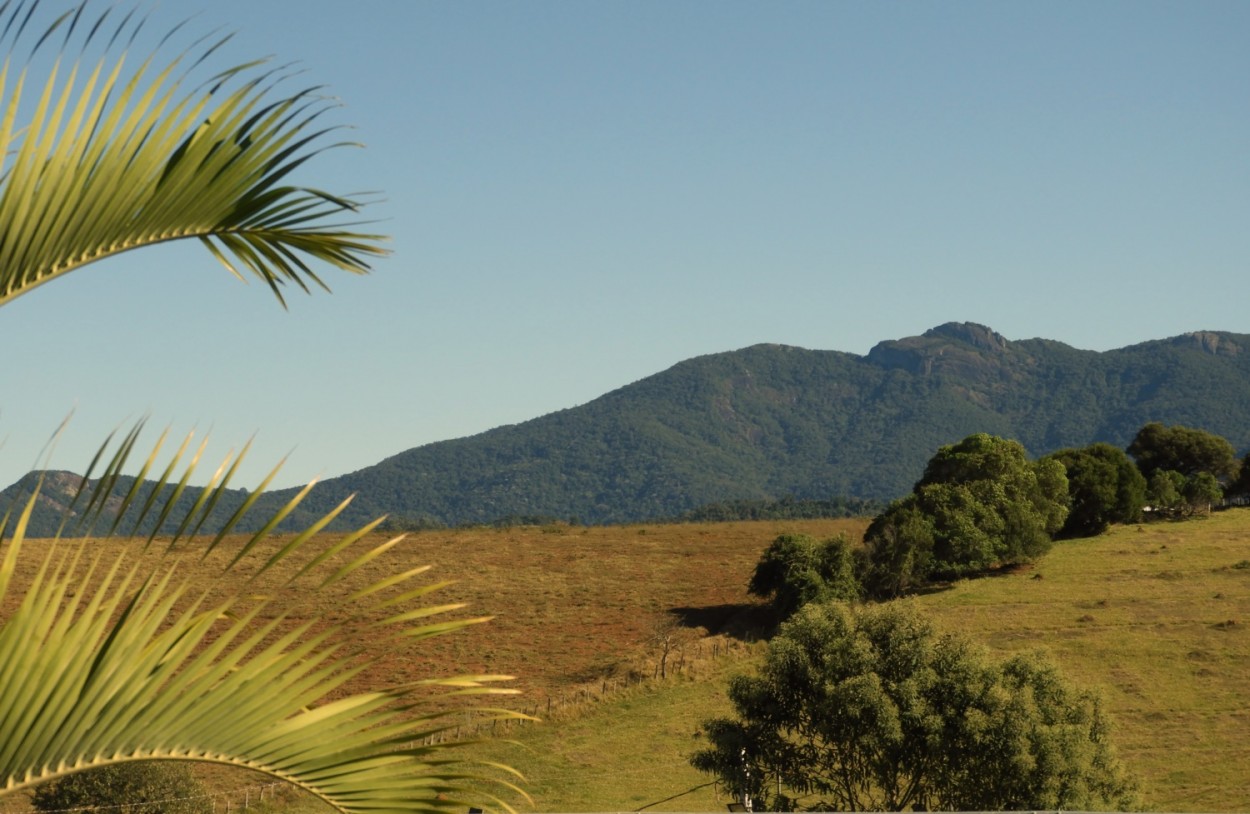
[{"xmin": 0, "ymin": 0, "xmax": 1246, "ymax": 490}]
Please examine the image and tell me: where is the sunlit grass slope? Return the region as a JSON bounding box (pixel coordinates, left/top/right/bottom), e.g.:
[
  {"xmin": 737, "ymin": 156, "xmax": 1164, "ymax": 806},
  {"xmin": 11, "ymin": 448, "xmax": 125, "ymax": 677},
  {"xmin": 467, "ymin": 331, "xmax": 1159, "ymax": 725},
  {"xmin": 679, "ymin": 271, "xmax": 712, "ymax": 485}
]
[
  {"xmin": 461, "ymin": 511, "xmax": 1250, "ymax": 812},
  {"xmin": 920, "ymin": 509, "xmax": 1250, "ymax": 811},
  {"xmin": 7, "ymin": 512, "xmax": 1248, "ymax": 811}
]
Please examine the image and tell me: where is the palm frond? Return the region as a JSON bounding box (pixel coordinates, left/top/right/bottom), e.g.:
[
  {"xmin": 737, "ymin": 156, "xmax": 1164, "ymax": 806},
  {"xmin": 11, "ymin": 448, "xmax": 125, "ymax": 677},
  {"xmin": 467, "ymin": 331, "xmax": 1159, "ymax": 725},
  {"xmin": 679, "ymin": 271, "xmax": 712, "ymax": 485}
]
[
  {"xmin": 0, "ymin": 6, "xmax": 522, "ymax": 811},
  {"xmin": 0, "ymin": 426, "xmax": 528, "ymax": 813},
  {"xmin": 0, "ymin": 0, "xmax": 386, "ymax": 308}
]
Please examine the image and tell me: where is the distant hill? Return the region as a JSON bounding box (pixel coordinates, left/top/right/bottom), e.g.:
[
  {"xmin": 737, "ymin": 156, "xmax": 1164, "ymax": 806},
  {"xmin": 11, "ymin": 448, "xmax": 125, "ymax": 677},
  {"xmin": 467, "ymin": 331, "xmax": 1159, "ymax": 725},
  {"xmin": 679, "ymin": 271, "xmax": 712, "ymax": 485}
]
[{"xmin": 6, "ymin": 323, "xmax": 1250, "ymax": 533}]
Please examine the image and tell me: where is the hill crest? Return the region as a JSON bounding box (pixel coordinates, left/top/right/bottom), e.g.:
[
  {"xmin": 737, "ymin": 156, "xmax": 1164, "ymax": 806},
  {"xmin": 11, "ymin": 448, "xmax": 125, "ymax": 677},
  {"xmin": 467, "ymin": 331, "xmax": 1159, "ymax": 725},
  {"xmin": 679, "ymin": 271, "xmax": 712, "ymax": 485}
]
[{"xmin": 5, "ymin": 323, "xmax": 1250, "ymax": 532}]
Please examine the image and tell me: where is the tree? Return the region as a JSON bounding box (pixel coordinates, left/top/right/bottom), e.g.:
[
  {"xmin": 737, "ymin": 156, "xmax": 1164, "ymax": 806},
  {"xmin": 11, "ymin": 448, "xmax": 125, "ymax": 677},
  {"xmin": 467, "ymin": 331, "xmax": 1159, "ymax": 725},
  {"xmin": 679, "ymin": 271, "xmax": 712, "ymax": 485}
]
[
  {"xmin": 691, "ymin": 601, "xmax": 1137, "ymax": 812},
  {"xmin": 649, "ymin": 616, "xmax": 697, "ymax": 679},
  {"xmin": 1127, "ymin": 422, "xmax": 1239, "ymax": 482},
  {"xmin": 1147, "ymin": 469, "xmax": 1185, "ymax": 514},
  {"xmin": 1146, "ymin": 469, "xmax": 1223, "ymax": 518},
  {"xmin": 1181, "ymin": 471, "xmax": 1223, "ymax": 515},
  {"xmin": 33, "ymin": 763, "xmax": 210, "ymax": 814},
  {"xmin": 1045, "ymin": 443, "xmax": 1147, "ymax": 538},
  {"xmin": 0, "ymin": 4, "xmax": 519, "ymax": 813},
  {"xmin": 747, "ymin": 533, "xmax": 861, "ymax": 619},
  {"xmin": 858, "ymin": 500, "xmax": 936, "ymax": 598},
  {"xmin": 1228, "ymin": 452, "xmax": 1250, "ymax": 499},
  {"xmin": 863, "ymin": 434, "xmax": 1068, "ymax": 596}
]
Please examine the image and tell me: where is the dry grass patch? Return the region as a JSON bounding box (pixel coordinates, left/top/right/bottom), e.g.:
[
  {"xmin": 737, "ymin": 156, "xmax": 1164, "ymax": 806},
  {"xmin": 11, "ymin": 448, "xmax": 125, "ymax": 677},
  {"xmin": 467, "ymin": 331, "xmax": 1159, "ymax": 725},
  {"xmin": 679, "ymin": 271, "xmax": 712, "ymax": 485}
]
[
  {"xmin": 12, "ymin": 512, "xmax": 1250, "ymax": 811},
  {"xmin": 2, "ymin": 519, "xmax": 862, "ymax": 812}
]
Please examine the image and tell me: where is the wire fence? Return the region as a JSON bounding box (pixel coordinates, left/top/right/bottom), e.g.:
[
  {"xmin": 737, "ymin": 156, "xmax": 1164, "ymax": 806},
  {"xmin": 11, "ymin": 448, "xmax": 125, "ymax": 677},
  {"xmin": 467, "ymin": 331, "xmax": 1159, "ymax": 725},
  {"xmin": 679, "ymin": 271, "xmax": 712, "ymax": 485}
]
[
  {"xmin": 417, "ymin": 633, "xmax": 760, "ymax": 744},
  {"xmin": 7, "ymin": 781, "xmax": 285, "ymax": 814}
]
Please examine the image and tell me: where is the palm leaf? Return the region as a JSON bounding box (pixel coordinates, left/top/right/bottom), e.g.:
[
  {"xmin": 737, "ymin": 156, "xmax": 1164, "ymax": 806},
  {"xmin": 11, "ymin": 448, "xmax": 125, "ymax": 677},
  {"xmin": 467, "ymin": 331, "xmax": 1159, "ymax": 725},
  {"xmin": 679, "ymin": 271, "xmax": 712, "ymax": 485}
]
[
  {"xmin": 0, "ymin": 3, "xmax": 524, "ymax": 812},
  {"xmin": 0, "ymin": 0, "xmax": 386, "ymax": 308},
  {"xmin": 0, "ymin": 428, "xmax": 528, "ymax": 813}
]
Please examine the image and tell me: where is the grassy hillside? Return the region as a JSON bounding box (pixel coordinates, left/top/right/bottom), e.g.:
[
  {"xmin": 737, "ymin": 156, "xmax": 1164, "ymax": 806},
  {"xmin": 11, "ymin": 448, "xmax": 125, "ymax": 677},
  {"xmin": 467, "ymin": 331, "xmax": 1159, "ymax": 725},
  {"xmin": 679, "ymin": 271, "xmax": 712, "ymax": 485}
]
[
  {"xmin": 452, "ymin": 513, "xmax": 1250, "ymax": 812},
  {"xmin": 4, "ymin": 512, "xmax": 1249, "ymax": 811},
  {"xmin": 917, "ymin": 511, "xmax": 1250, "ymax": 810}
]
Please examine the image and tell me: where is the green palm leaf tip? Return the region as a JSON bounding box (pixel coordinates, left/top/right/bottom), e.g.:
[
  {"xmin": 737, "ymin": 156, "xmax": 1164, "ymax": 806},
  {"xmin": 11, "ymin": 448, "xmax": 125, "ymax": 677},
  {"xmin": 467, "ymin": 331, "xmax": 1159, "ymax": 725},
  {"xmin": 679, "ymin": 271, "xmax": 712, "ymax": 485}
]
[
  {"xmin": 0, "ymin": 429, "xmax": 528, "ymax": 814},
  {"xmin": 0, "ymin": 0, "xmax": 387, "ymax": 309},
  {"xmin": 0, "ymin": 2, "xmax": 523, "ymax": 812}
]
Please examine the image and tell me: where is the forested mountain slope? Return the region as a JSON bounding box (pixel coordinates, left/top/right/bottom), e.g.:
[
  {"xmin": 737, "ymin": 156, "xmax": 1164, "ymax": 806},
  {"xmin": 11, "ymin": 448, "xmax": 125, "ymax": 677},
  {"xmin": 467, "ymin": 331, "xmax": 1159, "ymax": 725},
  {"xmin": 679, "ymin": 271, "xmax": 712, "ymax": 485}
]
[
  {"xmin": 269, "ymin": 323, "xmax": 1250, "ymax": 526},
  {"xmin": 7, "ymin": 323, "xmax": 1250, "ymax": 532}
]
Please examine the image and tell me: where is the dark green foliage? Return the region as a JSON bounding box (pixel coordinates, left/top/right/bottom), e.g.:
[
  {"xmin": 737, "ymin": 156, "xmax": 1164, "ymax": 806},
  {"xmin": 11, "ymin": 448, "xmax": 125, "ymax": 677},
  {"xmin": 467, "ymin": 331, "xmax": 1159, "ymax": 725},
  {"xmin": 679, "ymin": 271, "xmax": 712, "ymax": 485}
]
[
  {"xmin": 690, "ymin": 601, "xmax": 1138, "ymax": 812},
  {"xmin": 1128, "ymin": 422, "xmax": 1239, "ymax": 481},
  {"xmin": 1148, "ymin": 470, "xmax": 1224, "ymax": 517},
  {"xmin": 1147, "ymin": 470, "xmax": 1185, "ymax": 514},
  {"xmin": 674, "ymin": 496, "xmax": 883, "ymax": 522},
  {"xmin": 1228, "ymin": 453, "xmax": 1250, "ymax": 498},
  {"xmin": 1045, "ymin": 443, "xmax": 1147, "ymax": 538},
  {"xmin": 376, "ymin": 514, "xmax": 449, "ymax": 532},
  {"xmin": 32, "ymin": 763, "xmax": 211, "ymax": 814},
  {"xmin": 863, "ymin": 434, "xmax": 1068, "ymax": 595},
  {"xmin": 860, "ymin": 500, "xmax": 936, "ymax": 598},
  {"xmin": 675, "ymin": 497, "xmax": 880, "ymax": 522},
  {"xmin": 748, "ymin": 534, "xmax": 862, "ymax": 618},
  {"xmin": 1182, "ymin": 472, "xmax": 1223, "ymax": 513},
  {"xmin": 1130, "ymin": 423, "xmax": 1237, "ymax": 517},
  {"xmin": 1145, "ymin": 469, "xmax": 1222, "ymax": 518},
  {"xmin": 9, "ymin": 325, "xmax": 1250, "ymax": 532}
]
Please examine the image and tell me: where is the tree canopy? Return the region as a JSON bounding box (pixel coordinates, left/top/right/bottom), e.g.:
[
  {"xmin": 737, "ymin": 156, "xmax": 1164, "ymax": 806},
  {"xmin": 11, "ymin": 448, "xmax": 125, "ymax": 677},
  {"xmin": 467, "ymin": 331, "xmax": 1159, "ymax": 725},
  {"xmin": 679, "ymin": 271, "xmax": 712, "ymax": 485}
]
[
  {"xmin": 691, "ymin": 601, "xmax": 1137, "ymax": 812},
  {"xmin": 863, "ymin": 434, "xmax": 1068, "ymax": 596},
  {"xmin": 1128, "ymin": 423, "xmax": 1239, "ymax": 517},
  {"xmin": 1127, "ymin": 422, "xmax": 1240, "ymax": 482},
  {"xmin": 1045, "ymin": 443, "xmax": 1146, "ymax": 538},
  {"xmin": 747, "ymin": 533, "xmax": 861, "ymax": 619}
]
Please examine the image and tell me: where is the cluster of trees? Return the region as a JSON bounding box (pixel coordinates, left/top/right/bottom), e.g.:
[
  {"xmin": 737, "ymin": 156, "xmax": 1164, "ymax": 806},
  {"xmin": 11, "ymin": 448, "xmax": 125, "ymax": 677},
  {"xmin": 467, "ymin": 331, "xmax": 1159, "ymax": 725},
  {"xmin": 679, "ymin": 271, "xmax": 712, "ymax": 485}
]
[
  {"xmin": 699, "ymin": 422, "xmax": 1246, "ymax": 809},
  {"xmin": 1128, "ymin": 422, "xmax": 1244, "ymax": 516},
  {"xmin": 674, "ymin": 496, "xmax": 884, "ymax": 523},
  {"xmin": 1042, "ymin": 443, "xmax": 1146, "ymax": 538},
  {"xmin": 748, "ymin": 533, "xmax": 862, "ymax": 618},
  {"xmin": 862, "ymin": 433, "xmax": 1069, "ymax": 596},
  {"xmin": 747, "ymin": 424, "xmax": 1245, "ymax": 606}
]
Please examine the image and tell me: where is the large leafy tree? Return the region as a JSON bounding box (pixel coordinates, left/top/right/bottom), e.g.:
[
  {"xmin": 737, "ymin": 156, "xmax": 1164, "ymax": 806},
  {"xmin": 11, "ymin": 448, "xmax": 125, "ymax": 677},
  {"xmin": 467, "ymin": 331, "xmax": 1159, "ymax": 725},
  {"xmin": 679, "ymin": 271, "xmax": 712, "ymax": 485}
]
[
  {"xmin": 1228, "ymin": 452, "xmax": 1250, "ymax": 499},
  {"xmin": 1128, "ymin": 423, "xmax": 1238, "ymax": 517},
  {"xmin": 863, "ymin": 433, "xmax": 1068, "ymax": 596},
  {"xmin": 1127, "ymin": 422, "xmax": 1239, "ymax": 482},
  {"xmin": 0, "ymin": 3, "xmax": 519, "ymax": 813},
  {"xmin": 691, "ymin": 601, "xmax": 1137, "ymax": 812},
  {"xmin": 1044, "ymin": 442, "xmax": 1146, "ymax": 538}
]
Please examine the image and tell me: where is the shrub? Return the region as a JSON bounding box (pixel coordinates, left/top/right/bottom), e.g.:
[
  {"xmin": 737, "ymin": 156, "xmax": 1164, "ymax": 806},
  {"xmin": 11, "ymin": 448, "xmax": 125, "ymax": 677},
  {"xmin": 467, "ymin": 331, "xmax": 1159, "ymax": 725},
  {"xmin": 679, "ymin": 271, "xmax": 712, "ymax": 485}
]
[
  {"xmin": 33, "ymin": 763, "xmax": 211, "ymax": 814},
  {"xmin": 748, "ymin": 533, "xmax": 861, "ymax": 619}
]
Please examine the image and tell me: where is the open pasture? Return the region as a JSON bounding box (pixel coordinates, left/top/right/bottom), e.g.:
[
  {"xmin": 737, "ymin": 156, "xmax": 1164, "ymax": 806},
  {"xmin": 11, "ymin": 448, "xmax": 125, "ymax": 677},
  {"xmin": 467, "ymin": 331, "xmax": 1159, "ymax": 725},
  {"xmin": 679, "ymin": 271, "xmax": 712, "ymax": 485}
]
[{"xmin": 6, "ymin": 511, "xmax": 1250, "ymax": 811}]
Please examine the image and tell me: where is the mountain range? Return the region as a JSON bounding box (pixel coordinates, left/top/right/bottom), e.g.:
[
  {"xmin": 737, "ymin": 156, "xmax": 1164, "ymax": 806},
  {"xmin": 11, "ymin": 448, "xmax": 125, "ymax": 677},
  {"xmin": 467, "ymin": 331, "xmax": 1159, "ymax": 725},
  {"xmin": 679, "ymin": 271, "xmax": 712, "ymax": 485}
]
[{"xmin": 7, "ymin": 322, "xmax": 1250, "ymax": 535}]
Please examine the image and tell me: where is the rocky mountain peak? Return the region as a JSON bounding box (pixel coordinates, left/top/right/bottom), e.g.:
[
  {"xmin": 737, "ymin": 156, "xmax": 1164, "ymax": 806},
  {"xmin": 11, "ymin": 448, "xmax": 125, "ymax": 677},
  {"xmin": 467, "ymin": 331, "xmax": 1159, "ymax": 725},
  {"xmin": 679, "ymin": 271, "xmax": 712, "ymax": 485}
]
[
  {"xmin": 923, "ymin": 322, "xmax": 1010, "ymax": 353},
  {"xmin": 866, "ymin": 323, "xmax": 1014, "ymax": 377},
  {"xmin": 1174, "ymin": 331, "xmax": 1241, "ymax": 357}
]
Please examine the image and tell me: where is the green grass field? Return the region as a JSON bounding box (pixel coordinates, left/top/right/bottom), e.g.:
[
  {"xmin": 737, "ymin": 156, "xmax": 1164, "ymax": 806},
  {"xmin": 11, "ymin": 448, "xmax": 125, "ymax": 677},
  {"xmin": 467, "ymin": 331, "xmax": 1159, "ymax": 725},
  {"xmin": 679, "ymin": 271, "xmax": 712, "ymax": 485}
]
[
  {"xmin": 5, "ymin": 512, "xmax": 1249, "ymax": 812},
  {"xmin": 457, "ymin": 512, "xmax": 1250, "ymax": 812}
]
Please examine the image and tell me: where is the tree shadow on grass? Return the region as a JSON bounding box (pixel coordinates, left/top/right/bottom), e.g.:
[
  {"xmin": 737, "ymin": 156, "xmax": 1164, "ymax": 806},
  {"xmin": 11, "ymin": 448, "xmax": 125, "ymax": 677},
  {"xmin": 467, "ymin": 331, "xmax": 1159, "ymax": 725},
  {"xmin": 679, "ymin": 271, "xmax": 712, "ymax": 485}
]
[
  {"xmin": 669, "ymin": 602, "xmax": 776, "ymax": 642},
  {"xmin": 672, "ymin": 563, "xmax": 1042, "ymax": 644}
]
